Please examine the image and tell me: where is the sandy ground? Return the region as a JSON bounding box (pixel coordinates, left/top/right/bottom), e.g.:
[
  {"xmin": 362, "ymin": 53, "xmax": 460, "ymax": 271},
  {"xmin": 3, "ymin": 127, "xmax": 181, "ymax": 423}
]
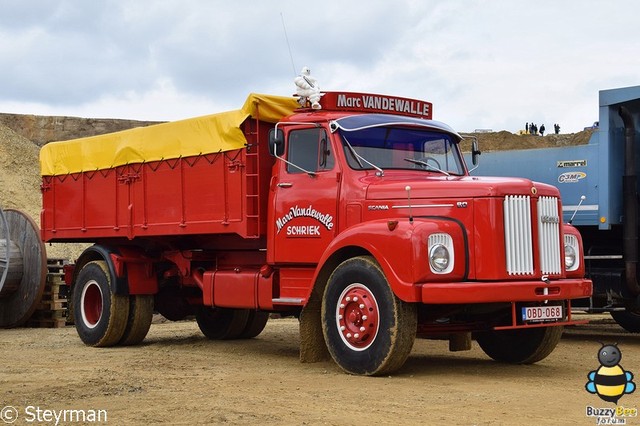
[{"xmin": 0, "ymin": 314, "xmax": 638, "ymax": 426}]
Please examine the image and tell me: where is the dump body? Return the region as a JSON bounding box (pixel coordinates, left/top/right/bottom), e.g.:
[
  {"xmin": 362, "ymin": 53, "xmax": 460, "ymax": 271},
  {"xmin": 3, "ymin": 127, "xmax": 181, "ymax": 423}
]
[
  {"xmin": 42, "ymin": 122, "xmax": 270, "ymax": 244},
  {"xmin": 41, "ymin": 94, "xmax": 297, "ymax": 246},
  {"xmin": 40, "ymin": 90, "xmax": 592, "ymax": 374},
  {"xmin": 473, "ymin": 85, "xmax": 640, "ymax": 330}
]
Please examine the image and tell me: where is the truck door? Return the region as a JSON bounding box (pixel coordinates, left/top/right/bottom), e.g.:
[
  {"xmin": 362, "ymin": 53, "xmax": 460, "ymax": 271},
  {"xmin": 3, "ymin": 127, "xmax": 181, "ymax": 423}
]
[{"xmin": 270, "ymin": 127, "xmax": 339, "ymax": 264}]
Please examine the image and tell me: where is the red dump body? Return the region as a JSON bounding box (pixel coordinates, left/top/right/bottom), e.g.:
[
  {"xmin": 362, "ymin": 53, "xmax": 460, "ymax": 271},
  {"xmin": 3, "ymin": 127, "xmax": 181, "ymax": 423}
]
[{"xmin": 41, "ymin": 118, "xmax": 272, "ymax": 246}]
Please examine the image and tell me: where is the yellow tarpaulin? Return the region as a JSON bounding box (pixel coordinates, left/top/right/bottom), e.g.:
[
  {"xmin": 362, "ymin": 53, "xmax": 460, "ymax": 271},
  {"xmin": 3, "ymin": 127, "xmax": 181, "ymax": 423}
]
[{"xmin": 40, "ymin": 93, "xmax": 299, "ymax": 176}]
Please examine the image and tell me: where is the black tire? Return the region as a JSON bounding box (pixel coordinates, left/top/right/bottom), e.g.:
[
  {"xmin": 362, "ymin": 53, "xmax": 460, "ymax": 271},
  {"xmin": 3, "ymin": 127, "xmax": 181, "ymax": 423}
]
[
  {"xmin": 611, "ymin": 310, "xmax": 640, "ymax": 333},
  {"xmin": 73, "ymin": 260, "xmax": 130, "ymax": 347},
  {"xmin": 321, "ymin": 256, "xmax": 417, "ymax": 376},
  {"xmin": 196, "ymin": 307, "xmax": 250, "ymax": 340},
  {"xmin": 154, "ymin": 286, "xmax": 194, "ymax": 321},
  {"xmin": 238, "ymin": 310, "xmax": 269, "ymax": 339},
  {"xmin": 119, "ymin": 295, "xmax": 154, "ymax": 346},
  {"xmin": 475, "ymin": 325, "xmax": 563, "ymax": 364}
]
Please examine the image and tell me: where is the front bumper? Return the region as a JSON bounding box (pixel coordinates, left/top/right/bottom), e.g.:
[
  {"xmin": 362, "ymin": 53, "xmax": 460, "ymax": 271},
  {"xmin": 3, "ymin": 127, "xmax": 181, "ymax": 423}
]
[{"xmin": 420, "ymin": 278, "xmax": 592, "ymax": 304}]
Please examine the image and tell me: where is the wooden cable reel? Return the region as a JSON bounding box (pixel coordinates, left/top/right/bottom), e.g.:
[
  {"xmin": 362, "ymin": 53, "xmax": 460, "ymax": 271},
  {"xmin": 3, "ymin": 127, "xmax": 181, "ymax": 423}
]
[{"xmin": 0, "ymin": 208, "xmax": 47, "ymax": 327}]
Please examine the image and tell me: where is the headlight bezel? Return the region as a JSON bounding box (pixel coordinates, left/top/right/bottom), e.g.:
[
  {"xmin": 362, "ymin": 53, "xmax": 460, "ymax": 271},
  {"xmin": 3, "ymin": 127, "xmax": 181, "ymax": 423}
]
[
  {"xmin": 428, "ymin": 233, "xmax": 454, "ymax": 274},
  {"xmin": 564, "ymin": 234, "xmax": 580, "ymax": 271}
]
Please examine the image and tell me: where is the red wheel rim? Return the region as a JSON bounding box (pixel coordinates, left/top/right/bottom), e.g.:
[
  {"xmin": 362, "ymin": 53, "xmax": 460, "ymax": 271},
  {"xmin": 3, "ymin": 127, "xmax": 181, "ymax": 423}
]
[
  {"xmin": 336, "ymin": 283, "xmax": 379, "ymax": 351},
  {"xmin": 81, "ymin": 280, "xmax": 103, "ymax": 328}
]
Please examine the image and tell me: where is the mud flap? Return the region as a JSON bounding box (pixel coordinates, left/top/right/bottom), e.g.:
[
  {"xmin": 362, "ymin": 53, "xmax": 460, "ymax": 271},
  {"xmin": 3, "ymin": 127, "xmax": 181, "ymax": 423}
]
[
  {"xmin": 449, "ymin": 332, "xmax": 472, "ymax": 351},
  {"xmin": 299, "ymin": 303, "xmax": 330, "ymax": 363}
]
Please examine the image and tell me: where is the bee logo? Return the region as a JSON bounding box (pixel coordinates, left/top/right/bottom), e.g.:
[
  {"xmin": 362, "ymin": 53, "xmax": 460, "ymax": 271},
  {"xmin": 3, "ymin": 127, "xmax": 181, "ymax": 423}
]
[{"xmin": 585, "ymin": 343, "xmax": 636, "ymax": 404}]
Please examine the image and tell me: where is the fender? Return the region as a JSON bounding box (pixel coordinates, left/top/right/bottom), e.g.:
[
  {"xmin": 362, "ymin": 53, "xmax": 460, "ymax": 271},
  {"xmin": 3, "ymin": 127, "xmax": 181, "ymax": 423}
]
[
  {"xmin": 110, "ymin": 246, "xmax": 158, "ymax": 295},
  {"xmin": 310, "ymin": 218, "xmax": 468, "ymax": 302},
  {"xmin": 73, "ymin": 245, "xmax": 129, "ymax": 295}
]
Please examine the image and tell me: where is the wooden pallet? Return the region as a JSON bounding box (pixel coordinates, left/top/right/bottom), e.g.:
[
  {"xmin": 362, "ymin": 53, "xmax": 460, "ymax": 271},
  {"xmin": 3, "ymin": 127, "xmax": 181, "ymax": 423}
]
[
  {"xmin": 26, "ymin": 258, "xmax": 70, "ymax": 328},
  {"xmin": 25, "ymin": 318, "xmax": 67, "ymax": 328},
  {"xmin": 36, "ymin": 299, "xmax": 68, "ymax": 310},
  {"xmin": 40, "ymin": 280, "xmax": 68, "ymax": 301}
]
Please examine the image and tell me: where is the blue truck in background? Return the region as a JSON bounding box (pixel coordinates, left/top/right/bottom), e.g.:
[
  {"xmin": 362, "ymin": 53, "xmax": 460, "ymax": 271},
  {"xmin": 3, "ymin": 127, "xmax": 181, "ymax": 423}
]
[{"xmin": 471, "ymin": 85, "xmax": 640, "ymax": 332}]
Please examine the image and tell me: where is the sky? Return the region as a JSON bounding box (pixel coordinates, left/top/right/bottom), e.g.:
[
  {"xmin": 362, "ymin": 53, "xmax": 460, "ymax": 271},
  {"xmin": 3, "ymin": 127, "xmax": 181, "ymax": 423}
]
[{"xmin": 1, "ymin": 0, "xmax": 639, "ymax": 134}]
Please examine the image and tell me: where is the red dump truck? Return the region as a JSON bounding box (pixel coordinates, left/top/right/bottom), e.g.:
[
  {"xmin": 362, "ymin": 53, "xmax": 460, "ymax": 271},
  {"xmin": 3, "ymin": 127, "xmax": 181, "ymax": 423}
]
[{"xmin": 40, "ymin": 91, "xmax": 592, "ymax": 375}]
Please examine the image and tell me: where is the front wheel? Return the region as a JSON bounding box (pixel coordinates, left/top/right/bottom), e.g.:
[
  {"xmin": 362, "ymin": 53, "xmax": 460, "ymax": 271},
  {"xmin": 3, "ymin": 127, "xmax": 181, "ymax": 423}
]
[
  {"xmin": 475, "ymin": 325, "xmax": 563, "ymax": 364},
  {"xmin": 73, "ymin": 260, "xmax": 130, "ymax": 347},
  {"xmin": 322, "ymin": 256, "xmax": 417, "ymax": 376}
]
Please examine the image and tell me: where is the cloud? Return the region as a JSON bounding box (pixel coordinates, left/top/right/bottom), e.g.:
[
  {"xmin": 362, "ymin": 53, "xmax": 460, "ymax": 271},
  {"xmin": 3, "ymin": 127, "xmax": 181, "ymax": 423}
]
[{"xmin": 0, "ymin": 0, "xmax": 639, "ymax": 132}]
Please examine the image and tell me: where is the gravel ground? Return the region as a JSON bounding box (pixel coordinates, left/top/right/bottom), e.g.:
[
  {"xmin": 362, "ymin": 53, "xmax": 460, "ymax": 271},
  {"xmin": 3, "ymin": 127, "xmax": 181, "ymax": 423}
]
[{"xmin": 0, "ymin": 314, "xmax": 638, "ymax": 425}]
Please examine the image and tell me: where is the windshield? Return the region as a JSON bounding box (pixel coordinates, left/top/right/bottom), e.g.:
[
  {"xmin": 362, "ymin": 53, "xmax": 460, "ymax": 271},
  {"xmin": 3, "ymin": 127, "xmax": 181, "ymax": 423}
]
[{"xmin": 337, "ymin": 122, "xmax": 465, "ymax": 175}]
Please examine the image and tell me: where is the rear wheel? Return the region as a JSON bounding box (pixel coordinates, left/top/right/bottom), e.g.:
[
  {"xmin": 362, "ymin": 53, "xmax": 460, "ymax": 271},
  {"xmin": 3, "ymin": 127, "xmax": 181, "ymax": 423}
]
[
  {"xmin": 73, "ymin": 260, "xmax": 129, "ymax": 347},
  {"xmin": 611, "ymin": 309, "xmax": 640, "ymax": 333},
  {"xmin": 154, "ymin": 286, "xmax": 194, "ymax": 321},
  {"xmin": 238, "ymin": 310, "xmax": 269, "ymax": 339},
  {"xmin": 475, "ymin": 325, "xmax": 563, "ymax": 364},
  {"xmin": 119, "ymin": 295, "xmax": 154, "ymax": 345},
  {"xmin": 196, "ymin": 307, "xmax": 250, "ymax": 340},
  {"xmin": 322, "ymin": 256, "xmax": 417, "ymax": 376}
]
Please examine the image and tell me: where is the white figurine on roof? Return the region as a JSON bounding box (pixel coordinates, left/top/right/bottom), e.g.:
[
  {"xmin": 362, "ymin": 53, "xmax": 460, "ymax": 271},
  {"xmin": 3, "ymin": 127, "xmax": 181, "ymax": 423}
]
[{"xmin": 294, "ymin": 66, "xmax": 322, "ymax": 109}]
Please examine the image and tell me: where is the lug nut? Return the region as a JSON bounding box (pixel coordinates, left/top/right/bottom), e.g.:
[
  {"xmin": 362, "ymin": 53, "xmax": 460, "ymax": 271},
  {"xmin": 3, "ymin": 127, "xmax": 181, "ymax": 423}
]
[
  {"xmin": 353, "ymin": 296, "xmax": 358, "ymax": 302},
  {"xmin": 340, "ymin": 326, "xmax": 346, "ymax": 331},
  {"xmin": 346, "ymin": 333, "xmax": 352, "ymax": 338},
  {"xmin": 362, "ymin": 315, "xmax": 368, "ymax": 320},
  {"xmin": 354, "ymin": 333, "xmax": 360, "ymax": 339},
  {"xmin": 346, "ymin": 297, "xmax": 351, "ymax": 302},
  {"xmin": 360, "ymin": 326, "xmax": 365, "ymax": 332},
  {"xmin": 359, "ymin": 304, "xmax": 365, "ymax": 309}
]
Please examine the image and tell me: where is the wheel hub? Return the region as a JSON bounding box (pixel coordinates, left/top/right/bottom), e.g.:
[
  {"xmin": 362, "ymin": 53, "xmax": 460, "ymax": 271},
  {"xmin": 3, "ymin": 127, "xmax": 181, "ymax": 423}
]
[
  {"xmin": 81, "ymin": 280, "xmax": 103, "ymax": 328},
  {"xmin": 336, "ymin": 283, "xmax": 379, "ymax": 350}
]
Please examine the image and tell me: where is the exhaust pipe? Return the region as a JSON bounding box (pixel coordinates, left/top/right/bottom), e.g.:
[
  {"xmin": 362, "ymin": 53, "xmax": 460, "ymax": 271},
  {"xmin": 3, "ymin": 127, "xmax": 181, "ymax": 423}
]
[{"xmin": 618, "ymin": 106, "xmax": 640, "ymax": 296}]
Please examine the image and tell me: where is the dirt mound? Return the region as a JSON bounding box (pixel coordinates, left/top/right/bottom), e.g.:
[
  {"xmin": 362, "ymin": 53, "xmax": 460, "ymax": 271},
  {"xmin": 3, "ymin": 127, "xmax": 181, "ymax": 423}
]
[
  {"xmin": 461, "ymin": 129, "xmax": 594, "ymax": 152},
  {"xmin": 0, "ymin": 123, "xmax": 41, "ymax": 219},
  {"xmin": 0, "ymin": 113, "xmax": 159, "ymax": 146}
]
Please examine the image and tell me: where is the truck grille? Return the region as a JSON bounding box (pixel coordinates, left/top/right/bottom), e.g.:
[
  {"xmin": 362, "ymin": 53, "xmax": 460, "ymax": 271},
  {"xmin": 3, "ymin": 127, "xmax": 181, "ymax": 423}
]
[{"xmin": 503, "ymin": 195, "xmax": 561, "ymax": 275}]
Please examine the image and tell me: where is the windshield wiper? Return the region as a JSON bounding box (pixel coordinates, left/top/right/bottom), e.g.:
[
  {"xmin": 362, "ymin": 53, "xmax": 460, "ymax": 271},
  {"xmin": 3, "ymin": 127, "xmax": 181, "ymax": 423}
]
[
  {"xmin": 404, "ymin": 158, "xmax": 450, "ymax": 176},
  {"xmin": 343, "ymin": 135, "xmax": 384, "ymax": 176}
]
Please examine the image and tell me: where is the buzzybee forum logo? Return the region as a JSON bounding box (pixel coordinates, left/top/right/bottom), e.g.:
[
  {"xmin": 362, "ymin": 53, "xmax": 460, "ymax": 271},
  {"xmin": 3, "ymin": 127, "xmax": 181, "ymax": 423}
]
[{"xmin": 586, "ymin": 343, "xmax": 636, "ymax": 403}]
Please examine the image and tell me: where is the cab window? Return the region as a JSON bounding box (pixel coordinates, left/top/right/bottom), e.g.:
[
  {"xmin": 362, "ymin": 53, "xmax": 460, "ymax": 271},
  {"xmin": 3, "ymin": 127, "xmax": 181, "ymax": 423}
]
[{"xmin": 287, "ymin": 128, "xmax": 334, "ymax": 173}]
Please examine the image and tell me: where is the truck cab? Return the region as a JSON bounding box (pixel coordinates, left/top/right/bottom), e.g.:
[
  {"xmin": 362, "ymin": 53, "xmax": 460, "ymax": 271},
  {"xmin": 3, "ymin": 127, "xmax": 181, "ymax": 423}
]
[{"xmin": 263, "ymin": 92, "xmax": 591, "ymax": 374}]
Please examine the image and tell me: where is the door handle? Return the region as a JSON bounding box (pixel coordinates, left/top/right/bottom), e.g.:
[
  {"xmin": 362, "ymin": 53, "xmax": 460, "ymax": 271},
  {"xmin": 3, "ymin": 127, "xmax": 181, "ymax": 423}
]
[{"xmin": 277, "ymin": 182, "xmax": 293, "ymax": 188}]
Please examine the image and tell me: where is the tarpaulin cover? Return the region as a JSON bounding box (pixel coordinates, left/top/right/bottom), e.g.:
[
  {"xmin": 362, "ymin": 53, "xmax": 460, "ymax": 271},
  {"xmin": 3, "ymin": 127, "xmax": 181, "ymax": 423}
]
[{"xmin": 40, "ymin": 93, "xmax": 299, "ymax": 176}]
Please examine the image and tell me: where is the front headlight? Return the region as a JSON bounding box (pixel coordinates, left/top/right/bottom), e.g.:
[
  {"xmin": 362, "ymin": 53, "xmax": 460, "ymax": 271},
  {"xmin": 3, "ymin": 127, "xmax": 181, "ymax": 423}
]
[
  {"xmin": 428, "ymin": 233, "xmax": 454, "ymax": 274},
  {"xmin": 429, "ymin": 244, "xmax": 450, "ymax": 272},
  {"xmin": 564, "ymin": 234, "xmax": 579, "ymax": 271}
]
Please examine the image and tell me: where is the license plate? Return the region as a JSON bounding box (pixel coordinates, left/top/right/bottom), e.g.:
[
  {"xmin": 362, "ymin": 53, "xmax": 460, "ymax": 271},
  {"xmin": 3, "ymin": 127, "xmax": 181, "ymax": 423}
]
[{"xmin": 522, "ymin": 305, "xmax": 563, "ymax": 322}]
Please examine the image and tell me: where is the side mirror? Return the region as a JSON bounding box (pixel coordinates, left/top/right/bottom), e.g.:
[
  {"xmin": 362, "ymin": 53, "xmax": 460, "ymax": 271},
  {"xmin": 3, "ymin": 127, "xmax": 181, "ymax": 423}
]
[
  {"xmin": 471, "ymin": 139, "xmax": 481, "ymax": 166},
  {"xmin": 268, "ymin": 128, "xmax": 285, "ymax": 157}
]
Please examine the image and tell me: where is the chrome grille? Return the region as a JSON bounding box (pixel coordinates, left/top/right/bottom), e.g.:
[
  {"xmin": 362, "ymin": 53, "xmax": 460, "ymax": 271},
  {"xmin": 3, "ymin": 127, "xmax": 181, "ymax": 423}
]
[
  {"xmin": 503, "ymin": 195, "xmax": 562, "ymax": 275},
  {"xmin": 538, "ymin": 196, "xmax": 561, "ymax": 274},
  {"xmin": 504, "ymin": 195, "xmax": 533, "ymax": 274}
]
